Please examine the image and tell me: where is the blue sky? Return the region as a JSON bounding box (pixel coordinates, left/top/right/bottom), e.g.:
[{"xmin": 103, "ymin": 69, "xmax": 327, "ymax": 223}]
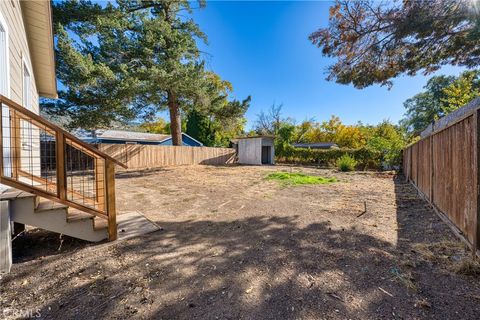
[{"xmin": 189, "ymin": 0, "xmax": 465, "ymax": 129}]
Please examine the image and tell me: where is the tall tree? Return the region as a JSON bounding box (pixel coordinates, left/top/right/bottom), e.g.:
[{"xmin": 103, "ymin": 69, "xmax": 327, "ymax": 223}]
[
  {"xmin": 43, "ymin": 1, "xmax": 142, "ymax": 129},
  {"xmin": 254, "ymin": 103, "xmax": 284, "ymax": 135},
  {"xmin": 401, "ymin": 70, "xmax": 480, "ymax": 135},
  {"xmin": 44, "ymin": 0, "xmax": 212, "ymax": 146},
  {"xmin": 401, "ymin": 75, "xmax": 455, "ymax": 135},
  {"xmin": 186, "ymin": 109, "xmax": 215, "ymax": 146},
  {"xmin": 186, "ymin": 73, "xmax": 251, "ymax": 147},
  {"xmin": 441, "ymin": 70, "xmax": 480, "ymax": 113},
  {"xmin": 310, "ymin": 0, "xmax": 480, "ymax": 88},
  {"xmin": 131, "ymin": 0, "xmax": 209, "ymax": 145}
]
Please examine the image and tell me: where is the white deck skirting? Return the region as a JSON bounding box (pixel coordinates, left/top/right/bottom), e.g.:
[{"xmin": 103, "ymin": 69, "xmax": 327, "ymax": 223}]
[{"xmin": 0, "ymin": 200, "xmax": 12, "ymax": 274}]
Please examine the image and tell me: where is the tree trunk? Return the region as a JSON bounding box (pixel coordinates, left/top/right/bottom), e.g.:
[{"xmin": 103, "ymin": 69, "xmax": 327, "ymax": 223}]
[{"xmin": 168, "ymin": 91, "xmax": 182, "ymax": 146}]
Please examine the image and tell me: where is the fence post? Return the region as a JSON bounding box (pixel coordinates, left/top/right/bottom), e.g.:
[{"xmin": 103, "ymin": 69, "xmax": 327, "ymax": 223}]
[
  {"xmin": 474, "ymin": 110, "xmax": 480, "ymax": 257},
  {"xmin": 430, "ymin": 135, "xmax": 434, "ymax": 204}
]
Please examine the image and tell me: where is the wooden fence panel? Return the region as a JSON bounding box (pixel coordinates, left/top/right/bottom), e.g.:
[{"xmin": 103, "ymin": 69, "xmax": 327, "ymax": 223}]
[
  {"xmin": 404, "ymin": 113, "xmax": 479, "ymax": 249},
  {"xmin": 411, "ymin": 143, "xmax": 418, "ymax": 185},
  {"xmin": 432, "ymin": 116, "xmax": 477, "ymax": 245},
  {"xmin": 96, "ymin": 144, "xmax": 236, "ymax": 170},
  {"xmin": 416, "ymin": 137, "xmax": 431, "ymax": 200}
]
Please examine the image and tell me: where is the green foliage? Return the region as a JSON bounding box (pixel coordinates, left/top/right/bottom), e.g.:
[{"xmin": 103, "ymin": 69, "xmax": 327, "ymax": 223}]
[
  {"xmin": 400, "ymin": 75, "xmax": 455, "ymax": 136},
  {"xmin": 310, "ymin": 0, "xmax": 480, "ymax": 88},
  {"xmin": 140, "ymin": 118, "xmax": 170, "ymax": 134},
  {"xmin": 254, "ymin": 105, "xmax": 406, "ymax": 169},
  {"xmin": 185, "ymin": 95, "xmax": 251, "ymax": 147},
  {"xmin": 366, "ymin": 121, "xmax": 407, "ymax": 167},
  {"xmin": 441, "ymin": 71, "xmax": 480, "ymax": 114},
  {"xmin": 275, "ymin": 123, "xmax": 296, "ymax": 156},
  {"xmin": 401, "ymin": 70, "xmax": 480, "ymax": 136},
  {"xmin": 43, "ymin": 0, "xmax": 250, "ymax": 146},
  {"xmin": 265, "ymin": 172, "xmax": 337, "ymax": 186},
  {"xmin": 186, "ymin": 109, "xmax": 215, "ymax": 146},
  {"xmin": 277, "ymin": 145, "xmax": 382, "ymax": 169},
  {"xmin": 336, "ymin": 155, "xmax": 356, "ymax": 172}
]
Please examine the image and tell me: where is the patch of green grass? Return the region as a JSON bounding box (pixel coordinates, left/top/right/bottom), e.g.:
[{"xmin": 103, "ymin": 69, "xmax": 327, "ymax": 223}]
[{"xmin": 265, "ymin": 172, "xmax": 337, "ymax": 186}]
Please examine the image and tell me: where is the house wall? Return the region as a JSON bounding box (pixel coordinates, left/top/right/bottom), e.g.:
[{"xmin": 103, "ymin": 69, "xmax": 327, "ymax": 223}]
[
  {"xmin": 0, "ymin": 0, "xmax": 39, "ymax": 111},
  {"xmin": 158, "ymin": 135, "xmax": 202, "ymax": 147},
  {"xmin": 237, "ymin": 138, "xmax": 262, "ymax": 165},
  {"xmin": 0, "ymin": 0, "xmax": 41, "ymax": 188}
]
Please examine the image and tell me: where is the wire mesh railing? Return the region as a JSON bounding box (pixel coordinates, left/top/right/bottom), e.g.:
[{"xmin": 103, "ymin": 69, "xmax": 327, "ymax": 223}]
[{"xmin": 0, "ymin": 95, "xmax": 126, "ymax": 240}]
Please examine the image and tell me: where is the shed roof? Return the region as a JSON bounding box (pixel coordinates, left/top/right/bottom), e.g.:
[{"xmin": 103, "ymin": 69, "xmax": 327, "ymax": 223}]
[{"xmin": 232, "ymin": 135, "xmax": 275, "ymax": 141}]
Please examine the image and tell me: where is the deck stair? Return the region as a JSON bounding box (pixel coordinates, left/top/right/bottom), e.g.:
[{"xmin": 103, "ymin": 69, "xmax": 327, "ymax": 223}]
[
  {"xmin": 1, "ymin": 190, "xmax": 108, "ymax": 242},
  {"xmin": 0, "ymin": 94, "xmax": 127, "ymax": 242}
]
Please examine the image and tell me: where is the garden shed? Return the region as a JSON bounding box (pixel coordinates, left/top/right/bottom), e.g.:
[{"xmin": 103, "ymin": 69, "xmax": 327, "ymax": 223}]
[{"xmin": 232, "ymin": 136, "xmax": 275, "ymax": 165}]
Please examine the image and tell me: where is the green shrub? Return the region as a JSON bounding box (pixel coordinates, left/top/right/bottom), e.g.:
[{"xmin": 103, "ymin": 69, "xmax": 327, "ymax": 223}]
[
  {"xmin": 275, "ymin": 144, "xmax": 382, "ymax": 169},
  {"xmin": 336, "ymin": 155, "xmax": 357, "ymax": 172}
]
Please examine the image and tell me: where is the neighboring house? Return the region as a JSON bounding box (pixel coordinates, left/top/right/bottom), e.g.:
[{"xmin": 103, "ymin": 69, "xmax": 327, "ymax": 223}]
[
  {"xmin": 292, "ymin": 142, "xmax": 339, "ymax": 149},
  {"xmin": 75, "ymin": 129, "xmax": 204, "ymax": 147}
]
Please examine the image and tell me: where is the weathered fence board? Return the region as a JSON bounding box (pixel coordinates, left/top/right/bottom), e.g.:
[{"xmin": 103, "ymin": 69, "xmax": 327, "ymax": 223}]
[
  {"xmin": 96, "ymin": 144, "xmax": 236, "ymax": 170},
  {"xmin": 404, "ymin": 112, "xmax": 479, "ymax": 250}
]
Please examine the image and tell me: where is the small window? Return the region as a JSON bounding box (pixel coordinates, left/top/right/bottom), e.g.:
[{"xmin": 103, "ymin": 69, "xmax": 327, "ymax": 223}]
[
  {"xmin": 0, "ymin": 18, "xmax": 8, "ymax": 96},
  {"xmin": 23, "ymin": 62, "xmax": 31, "ymax": 109},
  {"xmin": 21, "ymin": 62, "xmax": 33, "ymax": 151}
]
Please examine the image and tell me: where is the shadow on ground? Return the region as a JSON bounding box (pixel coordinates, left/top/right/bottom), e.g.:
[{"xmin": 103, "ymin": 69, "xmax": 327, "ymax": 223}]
[{"xmin": 2, "ymin": 176, "xmax": 479, "ymax": 319}]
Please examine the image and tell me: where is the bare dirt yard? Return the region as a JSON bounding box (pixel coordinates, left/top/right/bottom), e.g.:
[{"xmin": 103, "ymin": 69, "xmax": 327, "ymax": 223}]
[{"xmin": 2, "ymin": 165, "xmax": 480, "ymax": 319}]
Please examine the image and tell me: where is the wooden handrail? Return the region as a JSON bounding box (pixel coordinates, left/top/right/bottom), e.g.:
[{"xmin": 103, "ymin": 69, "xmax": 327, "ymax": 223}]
[
  {"xmin": 0, "ymin": 95, "xmax": 127, "ymax": 168},
  {"xmin": 0, "ymin": 95, "xmax": 127, "ymax": 241}
]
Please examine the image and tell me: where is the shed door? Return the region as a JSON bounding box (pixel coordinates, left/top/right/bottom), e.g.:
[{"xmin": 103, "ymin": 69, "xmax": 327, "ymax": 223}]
[{"xmin": 262, "ymin": 146, "xmax": 271, "ymax": 164}]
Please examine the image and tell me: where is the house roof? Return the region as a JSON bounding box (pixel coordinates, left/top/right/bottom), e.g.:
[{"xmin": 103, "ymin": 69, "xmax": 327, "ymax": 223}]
[
  {"xmin": 74, "ymin": 129, "xmax": 204, "ymax": 146},
  {"xmin": 93, "ymin": 130, "xmax": 171, "ymax": 142},
  {"xmin": 292, "ymin": 142, "xmax": 338, "ymax": 149},
  {"xmin": 21, "ymin": 0, "xmax": 57, "ymax": 98}
]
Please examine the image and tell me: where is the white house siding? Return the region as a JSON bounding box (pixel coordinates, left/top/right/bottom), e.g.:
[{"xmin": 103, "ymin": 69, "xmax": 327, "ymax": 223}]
[
  {"xmin": 0, "ymin": 0, "xmax": 41, "ymax": 189},
  {"xmin": 0, "ymin": 0, "xmax": 39, "ymax": 112}
]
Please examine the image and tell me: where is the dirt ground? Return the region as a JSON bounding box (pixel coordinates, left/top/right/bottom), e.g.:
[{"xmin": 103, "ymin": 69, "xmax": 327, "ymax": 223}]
[{"xmin": 2, "ymin": 165, "xmax": 480, "ymax": 319}]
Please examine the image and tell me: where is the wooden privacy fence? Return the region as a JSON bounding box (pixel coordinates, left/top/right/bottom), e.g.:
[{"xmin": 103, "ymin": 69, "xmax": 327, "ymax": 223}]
[
  {"xmin": 95, "ymin": 144, "xmax": 236, "ymax": 170},
  {"xmin": 403, "ymin": 98, "xmax": 480, "ymax": 253}
]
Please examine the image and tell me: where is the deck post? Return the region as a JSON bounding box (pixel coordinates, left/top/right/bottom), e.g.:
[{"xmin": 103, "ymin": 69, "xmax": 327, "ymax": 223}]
[
  {"xmin": 474, "ymin": 110, "xmax": 480, "ymax": 258},
  {"xmin": 56, "ymin": 132, "xmax": 66, "ymax": 200},
  {"xmin": 105, "ymin": 159, "xmax": 117, "ymax": 241},
  {"xmin": 10, "ymin": 111, "xmax": 21, "ymax": 179}
]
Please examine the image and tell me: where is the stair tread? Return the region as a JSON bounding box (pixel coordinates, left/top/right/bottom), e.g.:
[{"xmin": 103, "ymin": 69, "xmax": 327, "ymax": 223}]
[
  {"xmin": 35, "ymin": 199, "xmax": 69, "ymax": 212},
  {"xmin": 0, "ymin": 190, "xmax": 35, "ymax": 201},
  {"xmin": 67, "ymin": 208, "xmax": 95, "ymax": 222}
]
